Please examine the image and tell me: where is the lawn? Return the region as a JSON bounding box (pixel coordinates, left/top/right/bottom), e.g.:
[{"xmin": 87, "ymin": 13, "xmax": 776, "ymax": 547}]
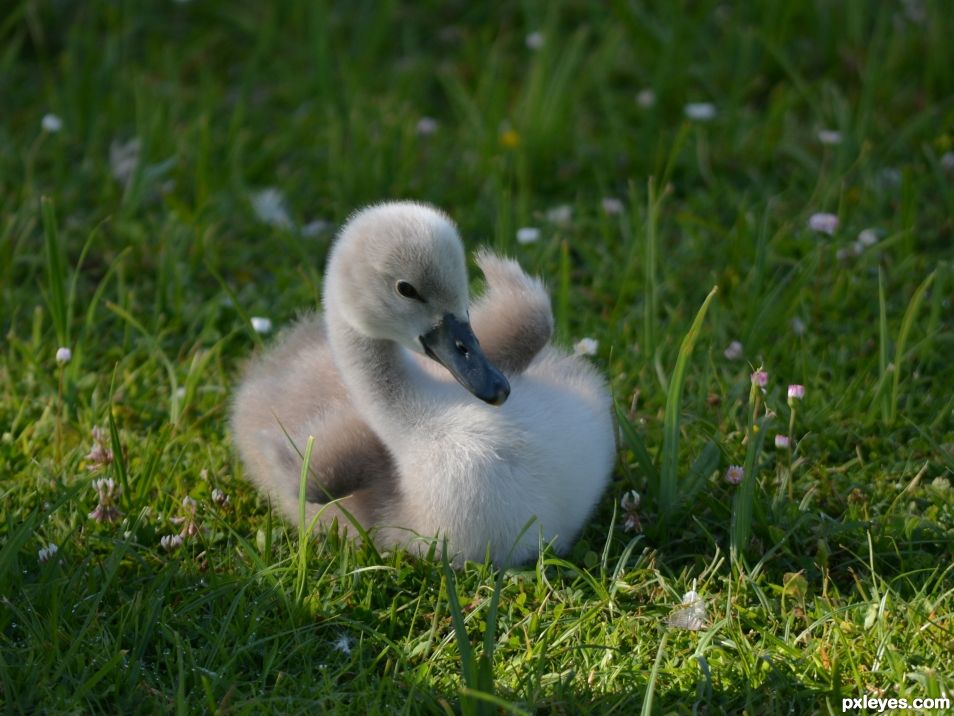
[{"xmin": 2, "ymin": 1, "xmax": 953, "ymax": 713}]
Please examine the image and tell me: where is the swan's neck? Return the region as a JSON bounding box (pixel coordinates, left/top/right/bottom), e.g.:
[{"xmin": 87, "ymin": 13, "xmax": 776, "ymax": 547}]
[{"xmin": 325, "ymin": 310, "xmax": 423, "ymax": 444}]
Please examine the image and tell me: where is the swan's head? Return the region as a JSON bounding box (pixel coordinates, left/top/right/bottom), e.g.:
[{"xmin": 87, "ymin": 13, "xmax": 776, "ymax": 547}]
[{"xmin": 325, "ymin": 202, "xmax": 510, "ymax": 406}]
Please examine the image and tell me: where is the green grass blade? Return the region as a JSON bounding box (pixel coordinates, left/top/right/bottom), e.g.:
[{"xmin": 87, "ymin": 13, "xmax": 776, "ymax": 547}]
[
  {"xmin": 888, "ymin": 271, "xmax": 935, "ymax": 425},
  {"xmin": 441, "ymin": 552, "xmax": 481, "ymax": 716},
  {"xmin": 641, "ymin": 632, "xmax": 669, "ymax": 716},
  {"xmin": 295, "ymin": 435, "xmax": 316, "ymax": 604},
  {"xmin": 730, "ymin": 415, "xmax": 769, "ymax": 562},
  {"xmin": 659, "ymin": 286, "xmax": 718, "ymax": 521}
]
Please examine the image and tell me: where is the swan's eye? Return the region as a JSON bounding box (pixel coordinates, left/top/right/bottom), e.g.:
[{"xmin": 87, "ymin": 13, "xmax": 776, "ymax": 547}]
[{"xmin": 396, "ymin": 281, "xmax": 424, "ymax": 301}]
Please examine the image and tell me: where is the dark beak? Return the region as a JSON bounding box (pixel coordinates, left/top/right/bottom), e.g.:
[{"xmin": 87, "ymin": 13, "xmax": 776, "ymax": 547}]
[{"xmin": 419, "ymin": 314, "xmax": 510, "ymax": 406}]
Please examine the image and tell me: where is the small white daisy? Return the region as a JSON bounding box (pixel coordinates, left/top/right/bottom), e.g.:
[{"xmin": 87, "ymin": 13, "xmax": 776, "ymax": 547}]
[
  {"xmin": 601, "ymin": 197, "xmax": 624, "ymax": 215},
  {"xmin": 807, "ymin": 212, "xmax": 838, "ymax": 235},
  {"xmin": 250, "ymin": 188, "xmax": 293, "ymax": 229},
  {"xmin": 573, "ymin": 338, "xmax": 598, "ymax": 356},
  {"xmin": 42, "ymin": 114, "xmax": 63, "ymax": 133},
  {"xmin": 416, "ymin": 117, "xmax": 439, "ymax": 136},
  {"xmin": 109, "ymin": 138, "xmax": 142, "ymax": 186},
  {"xmin": 635, "ymin": 89, "xmax": 656, "ymax": 109},
  {"xmin": 723, "ymin": 340, "xmax": 743, "ymax": 360},
  {"xmin": 684, "ymin": 102, "xmax": 716, "ymax": 121},
  {"xmin": 817, "ymin": 129, "xmax": 842, "ymax": 145},
  {"xmin": 545, "ymin": 204, "xmax": 573, "ymax": 226},
  {"xmin": 250, "ymin": 316, "xmax": 273, "ymax": 334},
  {"xmin": 516, "ymin": 227, "xmax": 541, "ymax": 244}
]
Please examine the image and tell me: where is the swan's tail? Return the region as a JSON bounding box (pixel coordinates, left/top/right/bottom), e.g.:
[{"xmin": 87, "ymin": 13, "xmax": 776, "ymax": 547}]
[{"xmin": 470, "ymin": 250, "xmax": 554, "ymax": 375}]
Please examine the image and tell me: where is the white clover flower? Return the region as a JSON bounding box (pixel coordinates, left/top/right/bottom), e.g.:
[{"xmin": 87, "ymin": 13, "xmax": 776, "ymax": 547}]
[
  {"xmin": 942, "ymin": 152, "xmax": 954, "ymax": 173},
  {"xmin": 723, "ymin": 340, "xmax": 743, "ymax": 360},
  {"xmin": 573, "ymin": 338, "xmax": 598, "ymax": 356},
  {"xmin": 525, "ymin": 31, "xmax": 544, "ymax": 50},
  {"xmin": 109, "ymin": 138, "xmax": 142, "ymax": 186},
  {"xmin": 684, "ymin": 102, "xmax": 716, "ymax": 121},
  {"xmin": 808, "ymin": 212, "xmax": 838, "ymax": 235},
  {"xmin": 635, "ymin": 89, "xmax": 656, "ymax": 109},
  {"xmin": 55, "ymin": 347, "xmax": 72, "ymax": 365},
  {"xmin": 516, "ymin": 227, "xmax": 540, "ymax": 244},
  {"xmin": 667, "ymin": 581, "xmax": 707, "ymax": 631},
  {"xmin": 333, "ymin": 633, "xmax": 353, "ymax": 655},
  {"xmin": 38, "ymin": 543, "xmax": 58, "ymax": 563},
  {"xmin": 817, "ymin": 129, "xmax": 843, "ymax": 145},
  {"xmin": 89, "ymin": 476, "xmax": 122, "ymax": 523},
  {"xmin": 620, "ymin": 490, "xmax": 640, "ymax": 512},
  {"xmin": 42, "ymin": 114, "xmax": 63, "ymax": 133},
  {"xmin": 211, "ymin": 488, "xmax": 229, "ymax": 506},
  {"xmin": 724, "ymin": 465, "xmax": 744, "ymax": 485},
  {"xmin": 250, "ymin": 188, "xmax": 293, "ymax": 229},
  {"xmin": 774, "ymin": 434, "xmax": 791, "ymax": 449},
  {"xmin": 250, "ymin": 316, "xmax": 272, "ymax": 334},
  {"xmin": 545, "ymin": 204, "xmax": 573, "ymax": 226},
  {"xmin": 160, "ymin": 534, "xmax": 184, "ymax": 551},
  {"xmin": 416, "ymin": 117, "xmax": 439, "ymax": 136},
  {"xmin": 601, "ymin": 197, "xmax": 624, "ymax": 215},
  {"xmin": 790, "ymin": 317, "xmax": 806, "ymax": 336}
]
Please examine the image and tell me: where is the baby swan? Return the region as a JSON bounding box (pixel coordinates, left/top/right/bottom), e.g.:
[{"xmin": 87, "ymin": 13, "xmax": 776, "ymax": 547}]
[{"xmin": 232, "ymin": 202, "xmax": 615, "ymax": 566}]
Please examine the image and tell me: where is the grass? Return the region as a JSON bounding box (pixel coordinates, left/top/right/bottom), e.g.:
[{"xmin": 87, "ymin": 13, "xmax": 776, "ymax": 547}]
[{"xmin": 2, "ymin": 0, "xmax": 954, "ymax": 712}]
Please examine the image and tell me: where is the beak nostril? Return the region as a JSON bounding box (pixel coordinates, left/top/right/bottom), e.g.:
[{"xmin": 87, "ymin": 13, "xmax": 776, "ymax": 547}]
[{"xmin": 455, "ymin": 340, "xmax": 468, "ymax": 357}]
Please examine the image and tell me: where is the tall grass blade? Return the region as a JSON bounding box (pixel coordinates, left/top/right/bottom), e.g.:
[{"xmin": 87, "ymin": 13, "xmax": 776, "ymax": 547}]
[
  {"xmin": 295, "ymin": 435, "xmax": 316, "ymax": 604},
  {"xmin": 730, "ymin": 415, "xmax": 769, "ymax": 561},
  {"xmin": 659, "ymin": 286, "xmax": 718, "ymax": 521},
  {"xmin": 640, "ymin": 632, "xmax": 669, "ymax": 716},
  {"xmin": 887, "ymin": 271, "xmax": 935, "ymax": 425},
  {"xmin": 441, "ymin": 551, "xmax": 485, "ymax": 716}
]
